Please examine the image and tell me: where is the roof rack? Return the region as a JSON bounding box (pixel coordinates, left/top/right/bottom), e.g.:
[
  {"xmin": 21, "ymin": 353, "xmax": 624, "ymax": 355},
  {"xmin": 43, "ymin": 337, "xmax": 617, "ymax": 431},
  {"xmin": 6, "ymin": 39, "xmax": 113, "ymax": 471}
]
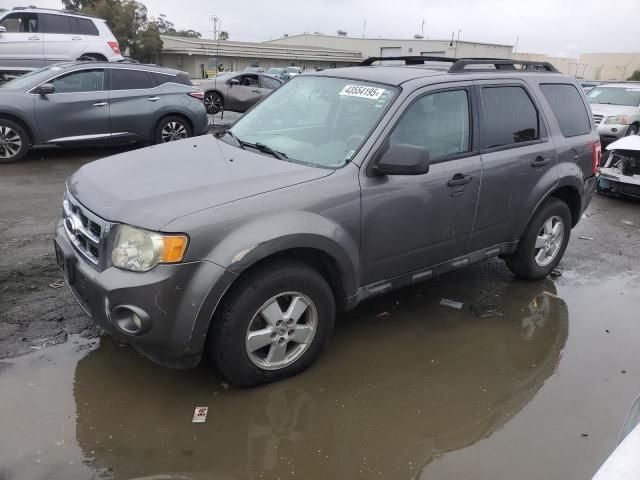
[
  {"xmin": 11, "ymin": 6, "xmax": 98, "ymax": 18},
  {"xmin": 358, "ymin": 56, "xmax": 559, "ymax": 73}
]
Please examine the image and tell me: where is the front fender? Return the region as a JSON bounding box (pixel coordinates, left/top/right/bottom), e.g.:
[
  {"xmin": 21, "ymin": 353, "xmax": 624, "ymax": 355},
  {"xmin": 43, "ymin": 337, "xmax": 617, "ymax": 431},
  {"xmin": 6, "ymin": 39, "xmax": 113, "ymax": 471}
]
[{"xmin": 207, "ymin": 211, "xmax": 360, "ymax": 298}]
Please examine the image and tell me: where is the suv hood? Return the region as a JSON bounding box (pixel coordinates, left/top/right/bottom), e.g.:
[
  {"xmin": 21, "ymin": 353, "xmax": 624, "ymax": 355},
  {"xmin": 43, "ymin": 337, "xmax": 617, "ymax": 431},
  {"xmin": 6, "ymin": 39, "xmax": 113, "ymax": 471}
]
[
  {"xmin": 590, "ymin": 103, "xmax": 639, "ymax": 117},
  {"xmin": 67, "ymin": 135, "xmax": 333, "ymax": 231}
]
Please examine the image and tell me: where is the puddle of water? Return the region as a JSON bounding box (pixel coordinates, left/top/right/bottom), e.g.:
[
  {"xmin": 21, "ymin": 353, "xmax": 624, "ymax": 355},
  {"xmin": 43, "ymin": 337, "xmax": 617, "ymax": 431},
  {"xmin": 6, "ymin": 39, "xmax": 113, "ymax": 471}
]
[{"xmin": 1, "ymin": 268, "xmax": 639, "ymax": 480}]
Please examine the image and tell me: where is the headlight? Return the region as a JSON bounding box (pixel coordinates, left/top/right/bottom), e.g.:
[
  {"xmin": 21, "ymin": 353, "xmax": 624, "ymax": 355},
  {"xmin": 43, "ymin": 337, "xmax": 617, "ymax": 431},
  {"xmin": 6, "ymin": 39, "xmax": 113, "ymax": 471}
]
[
  {"xmin": 111, "ymin": 225, "xmax": 188, "ymax": 272},
  {"xmin": 605, "ymin": 115, "xmax": 630, "ymax": 125}
]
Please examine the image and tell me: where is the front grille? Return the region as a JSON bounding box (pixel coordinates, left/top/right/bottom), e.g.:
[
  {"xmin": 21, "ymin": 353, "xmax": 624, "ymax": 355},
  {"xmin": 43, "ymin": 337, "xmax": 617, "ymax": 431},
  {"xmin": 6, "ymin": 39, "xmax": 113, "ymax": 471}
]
[
  {"xmin": 63, "ymin": 190, "xmax": 107, "ymax": 268},
  {"xmin": 593, "ymin": 114, "xmax": 604, "ymax": 126}
]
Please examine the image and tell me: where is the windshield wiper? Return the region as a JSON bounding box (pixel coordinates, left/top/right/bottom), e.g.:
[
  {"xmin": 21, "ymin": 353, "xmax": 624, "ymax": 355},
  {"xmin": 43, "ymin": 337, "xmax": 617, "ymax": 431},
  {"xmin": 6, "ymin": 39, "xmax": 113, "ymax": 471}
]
[
  {"xmin": 215, "ymin": 126, "xmax": 243, "ymax": 148},
  {"xmin": 242, "ymin": 141, "xmax": 289, "ymax": 161}
]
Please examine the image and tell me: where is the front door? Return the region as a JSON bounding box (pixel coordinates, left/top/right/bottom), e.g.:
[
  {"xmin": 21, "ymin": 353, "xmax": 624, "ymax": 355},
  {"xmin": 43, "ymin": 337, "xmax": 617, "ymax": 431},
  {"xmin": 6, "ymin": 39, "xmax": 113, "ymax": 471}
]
[
  {"xmin": 0, "ymin": 12, "xmax": 43, "ymax": 71},
  {"xmin": 34, "ymin": 68, "xmax": 110, "ymax": 143},
  {"xmin": 467, "ymin": 80, "xmax": 558, "ymax": 251},
  {"xmin": 227, "ymin": 74, "xmax": 262, "ymax": 112},
  {"xmin": 360, "ymin": 83, "xmax": 482, "ymax": 284}
]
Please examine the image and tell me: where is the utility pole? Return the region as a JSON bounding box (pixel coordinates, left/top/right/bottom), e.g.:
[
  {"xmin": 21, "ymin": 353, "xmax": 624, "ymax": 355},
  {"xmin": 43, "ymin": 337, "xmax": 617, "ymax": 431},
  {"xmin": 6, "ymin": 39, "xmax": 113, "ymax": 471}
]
[
  {"xmin": 209, "ymin": 15, "xmax": 220, "ymax": 40},
  {"xmin": 421, "ymin": 19, "xmax": 425, "ymax": 38},
  {"xmin": 362, "ymin": 19, "xmax": 366, "ymax": 38}
]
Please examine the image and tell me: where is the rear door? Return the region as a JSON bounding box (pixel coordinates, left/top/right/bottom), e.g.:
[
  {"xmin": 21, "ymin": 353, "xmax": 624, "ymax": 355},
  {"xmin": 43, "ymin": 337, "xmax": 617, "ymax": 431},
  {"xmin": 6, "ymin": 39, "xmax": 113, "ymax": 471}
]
[
  {"xmin": 108, "ymin": 68, "xmax": 165, "ymax": 141},
  {"xmin": 468, "ymin": 80, "xmax": 558, "ymax": 251},
  {"xmin": 34, "ymin": 68, "xmax": 110, "ymax": 142},
  {"xmin": 0, "ymin": 12, "xmax": 43, "ymax": 70},
  {"xmin": 259, "ymin": 74, "xmax": 282, "ymax": 99},
  {"xmin": 41, "ymin": 13, "xmax": 88, "ymax": 64}
]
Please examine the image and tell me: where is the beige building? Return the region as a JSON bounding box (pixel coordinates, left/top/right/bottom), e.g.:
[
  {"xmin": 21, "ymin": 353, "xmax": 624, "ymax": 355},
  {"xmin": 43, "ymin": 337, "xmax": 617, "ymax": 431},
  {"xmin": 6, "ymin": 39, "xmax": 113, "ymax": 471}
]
[
  {"xmin": 158, "ymin": 35, "xmax": 363, "ymax": 78},
  {"xmin": 516, "ymin": 52, "xmax": 640, "ymax": 81},
  {"xmin": 266, "ymin": 33, "xmax": 513, "ymax": 60}
]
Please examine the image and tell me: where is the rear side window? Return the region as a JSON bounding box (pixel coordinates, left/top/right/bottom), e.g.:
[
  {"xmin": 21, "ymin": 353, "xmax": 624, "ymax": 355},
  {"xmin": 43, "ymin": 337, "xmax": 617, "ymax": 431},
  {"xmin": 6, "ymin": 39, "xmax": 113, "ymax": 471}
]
[
  {"xmin": 110, "ymin": 69, "xmax": 154, "ymax": 90},
  {"xmin": 260, "ymin": 76, "xmax": 281, "ymax": 90},
  {"xmin": 480, "ymin": 86, "xmax": 539, "ymax": 149},
  {"xmin": 74, "ymin": 18, "xmax": 99, "ymax": 36},
  {"xmin": 151, "ymin": 72, "xmax": 174, "ymax": 86},
  {"xmin": 540, "ymin": 84, "xmax": 592, "ymax": 137},
  {"xmin": 41, "ymin": 13, "xmax": 73, "ymax": 34}
]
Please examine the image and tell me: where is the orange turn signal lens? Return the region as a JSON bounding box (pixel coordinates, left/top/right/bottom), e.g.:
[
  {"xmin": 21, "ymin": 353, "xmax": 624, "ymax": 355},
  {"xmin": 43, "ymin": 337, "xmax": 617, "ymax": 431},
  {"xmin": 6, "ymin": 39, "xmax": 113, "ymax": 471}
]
[{"xmin": 161, "ymin": 235, "xmax": 188, "ymax": 263}]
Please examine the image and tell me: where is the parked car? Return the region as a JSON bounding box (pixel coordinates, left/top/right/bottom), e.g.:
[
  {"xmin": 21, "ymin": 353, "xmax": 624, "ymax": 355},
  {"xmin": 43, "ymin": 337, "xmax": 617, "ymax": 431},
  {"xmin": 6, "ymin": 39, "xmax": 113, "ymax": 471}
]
[
  {"xmin": 196, "ymin": 71, "xmax": 283, "ymax": 114},
  {"xmin": 54, "ymin": 57, "xmax": 599, "ymax": 386},
  {"xmin": 0, "ymin": 62, "xmax": 207, "ymax": 163},
  {"xmin": 243, "ymin": 66, "xmax": 265, "ymax": 73},
  {"xmin": 580, "ymin": 80, "xmax": 603, "ymax": 93},
  {"xmin": 287, "ymin": 66, "xmax": 302, "ymax": 77},
  {"xmin": 265, "ymin": 67, "xmax": 289, "ymax": 81},
  {"xmin": 0, "ymin": 7, "xmax": 123, "ymax": 75},
  {"xmin": 586, "ymin": 82, "xmax": 640, "ymax": 143},
  {"xmin": 597, "ymin": 135, "xmax": 640, "ymax": 198}
]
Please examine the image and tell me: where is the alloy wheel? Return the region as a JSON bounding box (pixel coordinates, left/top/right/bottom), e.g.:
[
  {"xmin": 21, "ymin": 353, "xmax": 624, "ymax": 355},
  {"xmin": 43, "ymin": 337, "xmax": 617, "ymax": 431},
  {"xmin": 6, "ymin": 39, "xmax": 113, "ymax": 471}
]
[
  {"xmin": 0, "ymin": 126, "xmax": 22, "ymax": 159},
  {"xmin": 245, "ymin": 292, "xmax": 318, "ymax": 371},
  {"xmin": 534, "ymin": 216, "xmax": 565, "ymax": 267},
  {"xmin": 160, "ymin": 121, "xmax": 188, "ymax": 142},
  {"xmin": 205, "ymin": 93, "xmax": 223, "ymax": 114}
]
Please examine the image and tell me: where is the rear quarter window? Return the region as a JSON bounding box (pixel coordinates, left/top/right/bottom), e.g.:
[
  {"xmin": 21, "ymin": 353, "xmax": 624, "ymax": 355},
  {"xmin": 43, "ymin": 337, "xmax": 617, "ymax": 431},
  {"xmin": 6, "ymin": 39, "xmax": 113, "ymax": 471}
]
[{"xmin": 540, "ymin": 84, "xmax": 592, "ymax": 137}]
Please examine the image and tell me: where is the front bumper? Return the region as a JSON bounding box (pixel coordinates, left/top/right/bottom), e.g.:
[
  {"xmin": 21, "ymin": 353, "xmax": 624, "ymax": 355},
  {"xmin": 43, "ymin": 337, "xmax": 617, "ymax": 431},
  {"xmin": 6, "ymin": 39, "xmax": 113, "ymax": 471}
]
[
  {"xmin": 55, "ymin": 220, "xmax": 236, "ymax": 368},
  {"xmin": 597, "ymin": 123, "xmax": 631, "ymax": 144}
]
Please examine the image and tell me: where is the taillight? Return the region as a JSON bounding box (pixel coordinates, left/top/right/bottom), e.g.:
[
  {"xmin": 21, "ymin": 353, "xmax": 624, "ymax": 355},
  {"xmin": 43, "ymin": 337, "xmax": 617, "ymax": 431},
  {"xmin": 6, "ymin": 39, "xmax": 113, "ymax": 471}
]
[
  {"xmin": 188, "ymin": 91, "xmax": 205, "ymax": 101},
  {"xmin": 592, "ymin": 140, "xmax": 602, "ymax": 175},
  {"xmin": 108, "ymin": 41, "xmax": 121, "ymax": 55}
]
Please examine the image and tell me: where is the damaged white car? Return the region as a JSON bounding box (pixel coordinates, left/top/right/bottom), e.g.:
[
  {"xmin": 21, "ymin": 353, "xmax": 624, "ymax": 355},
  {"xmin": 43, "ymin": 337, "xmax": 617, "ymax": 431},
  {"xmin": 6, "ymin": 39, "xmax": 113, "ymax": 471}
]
[{"xmin": 598, "ymin": 135, "xmax": 640, "ymax": 199}]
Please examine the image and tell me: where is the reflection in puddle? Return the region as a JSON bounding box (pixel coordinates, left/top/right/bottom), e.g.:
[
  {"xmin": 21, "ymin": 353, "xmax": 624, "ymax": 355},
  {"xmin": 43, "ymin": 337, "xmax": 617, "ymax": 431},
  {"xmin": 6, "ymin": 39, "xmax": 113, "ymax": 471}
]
[{"xmin": 63, "ymin": 278, "xmax": 568, "ymax": 480}]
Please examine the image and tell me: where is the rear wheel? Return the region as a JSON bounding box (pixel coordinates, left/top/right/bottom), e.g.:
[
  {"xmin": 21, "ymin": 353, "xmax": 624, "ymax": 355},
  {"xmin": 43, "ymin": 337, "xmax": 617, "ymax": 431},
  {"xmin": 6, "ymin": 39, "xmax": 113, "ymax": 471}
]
[
  {"xmin": 0, "ymin": 119, "xmax": 29, "ymax": 164},
  {"xmin": 154, "ymin": 116, "xmax": 192, "ymax": 144},
  {"xmin": 505, "ymin": 199, "xmax": 572, "ymax": 280},
  {"xmin": 625, "ymin": 124, "xmax": 639, "ymax": 136},
  {"xmin": 208, "ymin": 260, "xmax": 335, "ymax": 387}
]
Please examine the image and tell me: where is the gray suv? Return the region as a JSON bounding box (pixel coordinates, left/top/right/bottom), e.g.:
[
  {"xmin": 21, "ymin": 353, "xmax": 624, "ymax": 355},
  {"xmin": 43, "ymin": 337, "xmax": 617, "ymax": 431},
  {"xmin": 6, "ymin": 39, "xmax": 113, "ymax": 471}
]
[
  {"xmin": 54, "ymin": 57, "xmax": 599, "ymax": 386},
  {"xmin": 0, "ymin": 61, "xmax": 208, "ymax": 163}
]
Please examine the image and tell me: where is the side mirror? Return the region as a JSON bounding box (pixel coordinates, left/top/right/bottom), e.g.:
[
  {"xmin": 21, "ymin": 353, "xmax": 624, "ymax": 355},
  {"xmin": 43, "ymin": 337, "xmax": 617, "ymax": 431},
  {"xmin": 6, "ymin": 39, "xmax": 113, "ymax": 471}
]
[
  {"xmin": 0, "ymin": 26, "xmax": 7, "ymax": 33},
  {"xmin": 229, "ymin": 78, "xmax": 239, "ymax": 86},
  {"xmin": 35, "ymin": 83, "xmax": 55, "ymax": 96},
  {"xmin": 372, "ymin": 142, "xmax": 431, "ymax": 176}
]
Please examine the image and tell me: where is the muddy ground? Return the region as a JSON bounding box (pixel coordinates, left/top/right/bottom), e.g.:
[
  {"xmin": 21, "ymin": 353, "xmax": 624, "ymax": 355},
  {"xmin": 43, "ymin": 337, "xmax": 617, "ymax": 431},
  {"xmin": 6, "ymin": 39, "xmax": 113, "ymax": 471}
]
[{"xmin": 1, "ymin": 142, "xmax": 640, "ymax": 480}]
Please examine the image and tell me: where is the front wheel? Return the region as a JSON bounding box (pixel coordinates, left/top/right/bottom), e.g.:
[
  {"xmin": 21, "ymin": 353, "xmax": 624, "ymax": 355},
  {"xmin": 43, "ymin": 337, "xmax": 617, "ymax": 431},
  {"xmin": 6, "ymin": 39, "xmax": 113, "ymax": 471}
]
[
  {"xmin": 208, "ymin": 260, "xmax": 335, "ymax": 387},
  {"xmin": 505, "ymin": 199, "xmax": 572, "ymax": 280},
  {"xmin": 154, "ymin": 116, "xmax": 192, "ymax": 144},
  {"xmin": 0, "ymin": 119, "xmax": 29, "ymax": 164},
  {"xmin": 204, "ymin": 91, "xmax": 223, "ymax": 115}
]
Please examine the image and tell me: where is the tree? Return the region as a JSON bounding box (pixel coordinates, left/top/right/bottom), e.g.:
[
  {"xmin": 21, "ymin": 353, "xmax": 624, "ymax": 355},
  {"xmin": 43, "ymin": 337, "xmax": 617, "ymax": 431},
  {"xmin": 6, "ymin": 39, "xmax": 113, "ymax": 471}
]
[
  {"xmin": 628, "ymin": 70, "xmax": 640, "ymax": 81},
  {"xmin": 154, "ymin": 13, "xmax": 201, "ymax": 38},
  {"xmin": 218, "ymin": 31, "xmax": 229, "ymax": 40}
]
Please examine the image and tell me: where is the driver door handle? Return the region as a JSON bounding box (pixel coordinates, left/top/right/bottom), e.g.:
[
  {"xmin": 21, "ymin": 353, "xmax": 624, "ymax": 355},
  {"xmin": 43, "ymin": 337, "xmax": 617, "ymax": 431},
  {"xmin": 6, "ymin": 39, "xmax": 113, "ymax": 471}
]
[
  {"xmin": 531, "ymin": 156, "xmax": 551, "ymax": 167},
  {"xmin": 447, "ymin": 173, "xmax": 472, "ymax": 187},
  {"xmin": 29, "ymin": 35, "xmax": 40, "ymax": 40},
  {"xmin": 93, "ymin": 102, "xmax": 108, "ymax": 107},
  {"xmin": 147, "ymin": 96, "xmax": 160, "ymax": 102}
]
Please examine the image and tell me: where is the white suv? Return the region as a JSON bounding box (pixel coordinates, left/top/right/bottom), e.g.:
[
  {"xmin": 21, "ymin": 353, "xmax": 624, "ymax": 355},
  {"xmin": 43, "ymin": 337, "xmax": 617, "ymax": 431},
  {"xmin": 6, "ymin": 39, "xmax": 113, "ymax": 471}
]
[{"xmin": 0, "ymin": 7, "xmax": 123, "ymax": 75}]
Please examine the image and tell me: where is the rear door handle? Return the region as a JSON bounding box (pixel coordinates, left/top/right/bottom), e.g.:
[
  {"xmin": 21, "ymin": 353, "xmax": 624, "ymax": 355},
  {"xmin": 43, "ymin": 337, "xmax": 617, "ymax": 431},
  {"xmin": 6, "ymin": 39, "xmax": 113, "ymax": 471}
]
[
  {"xmin": 29, "ymin": 35, "xmax": 40, "ymax": 41},
  {"xmin": 531, "ymin": 156, "xmax": 551, "ymax": 167},
  {"xmin": 71, "ymin": 36, "xmax": 82, "ymax": 41},
  {"xmin": 251, "ymin": 89, "xmax": 261, "ymax": 93},
  {"xmin": 93, "ymin": 102, "xmax": 108, "ymax": 107},
  {"xmin": 147, "ymin": 96, "xmax": 160, "ymax": 102},
  {"xmin": 447, "ymin": 174, "xmax": 472, "ymax": 187}
]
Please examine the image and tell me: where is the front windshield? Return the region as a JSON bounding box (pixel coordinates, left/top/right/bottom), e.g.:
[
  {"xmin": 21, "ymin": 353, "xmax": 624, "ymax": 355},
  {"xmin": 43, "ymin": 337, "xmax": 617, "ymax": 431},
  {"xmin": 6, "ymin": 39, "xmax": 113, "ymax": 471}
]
[
  {"xmin": 287, "ymin": 67, "xmax": 299, "ymax": 73},
  {"xmin": 229, "ymin": 76, "xmax": 397, "ymax": 168},
  {"xmin": 587, "ymin": 87, "xmax": 640, "ymax": 107},
  {"xmin": 1, "ymin": 65, "xmax": 68, "ymax": 90}
]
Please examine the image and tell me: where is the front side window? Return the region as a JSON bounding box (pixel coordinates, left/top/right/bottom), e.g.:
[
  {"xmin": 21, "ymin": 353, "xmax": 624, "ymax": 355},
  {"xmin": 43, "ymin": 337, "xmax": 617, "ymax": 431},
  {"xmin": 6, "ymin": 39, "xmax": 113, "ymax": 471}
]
[
  {"xmin": 51, "ymin": 69, "xmax": 104, "ymax": 93},
  {"xmin": 229, "ymin": 76, "xmax": 398, "ymax": 168},
  {"xmin": 480, "ymin": 86, "xmax": 539, "ymax": 149},
  {"xmin": 587, "ymin": 87, "xmax": 640, "ymax": 107},
  {"xmin": 540, "ymin": 84, "xmax": 591, "ymax": 137},
  {"xmin": 0, "ymin": 12, "xmax": 38, "ymax": 32},
  {"xmin": 110, "ymin": 69, "xmax": 154, "ymax": 90},
  {"xmin": 238, "ymin": 74, "xmax": 259, "ymax": 87},
  {"xmin": 390, "ymin": 89, "xmax": 470, "ymax": 159}
]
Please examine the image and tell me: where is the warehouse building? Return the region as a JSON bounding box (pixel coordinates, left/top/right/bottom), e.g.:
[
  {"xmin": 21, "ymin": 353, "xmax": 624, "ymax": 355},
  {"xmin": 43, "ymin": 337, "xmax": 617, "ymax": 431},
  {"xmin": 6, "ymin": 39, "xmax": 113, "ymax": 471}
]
[
  {"xmin": 515, "ymin": 52, "xmax": 640, "ymax": 81},
  {"xmin": 266, "ymin": 33, "xmax": 514, "ymax": 61},
  {"xmin": 158, "ymin": 35, "xmax": 363, "ymax": 78}
]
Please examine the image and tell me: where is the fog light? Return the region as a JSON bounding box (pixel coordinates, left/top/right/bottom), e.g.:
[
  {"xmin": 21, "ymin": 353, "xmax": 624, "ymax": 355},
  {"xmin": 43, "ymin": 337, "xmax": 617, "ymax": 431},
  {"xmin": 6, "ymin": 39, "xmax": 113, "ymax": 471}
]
[
  {"xmin": 611, "ymin": 128, "xmax": 618, "ymax": 133},
  {"xmin": 110, "ymin": 305, "xmax": 150, "ymax": 335}
]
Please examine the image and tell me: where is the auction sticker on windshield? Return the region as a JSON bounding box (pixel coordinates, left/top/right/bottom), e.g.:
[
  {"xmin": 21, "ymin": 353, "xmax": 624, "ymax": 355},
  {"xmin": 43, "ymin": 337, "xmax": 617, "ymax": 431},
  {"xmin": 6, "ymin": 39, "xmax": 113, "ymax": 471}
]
[{"xmin": 339, "ymin": 85, "xmax": 386, "ymax": 100}]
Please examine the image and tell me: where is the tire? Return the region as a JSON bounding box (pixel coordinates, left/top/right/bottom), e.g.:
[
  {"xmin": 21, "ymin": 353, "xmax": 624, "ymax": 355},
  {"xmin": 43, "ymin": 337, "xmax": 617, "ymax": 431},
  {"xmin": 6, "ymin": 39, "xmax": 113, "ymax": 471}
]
[
  {"xmin": 204, "ymin": 91, "xmax": 223, "ymax": 115},
  {"xmin": 153, "ymin": 116, "xmax": 192, "ymax": 144},
  {"xmin": 625, "ymin": 124, "xmax": 639, "ymax": 136},
  {"xmin": 0, "ymin": 118, "xmax": 30, "ymax": 164},
  {"xmin": 208, "ymin": 260, "xmax": 336, "ymax": 387},
  {"xmin": 505, "ymin": 198, "xmax": 572, "ymax": 280}
]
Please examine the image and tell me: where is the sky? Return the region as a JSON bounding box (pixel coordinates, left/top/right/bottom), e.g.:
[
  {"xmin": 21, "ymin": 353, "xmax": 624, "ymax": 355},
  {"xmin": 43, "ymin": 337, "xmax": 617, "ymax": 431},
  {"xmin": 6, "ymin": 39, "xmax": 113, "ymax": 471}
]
[{"xmin": 4, "ymin": 0, "xmax": 639, "ymax": 57}]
